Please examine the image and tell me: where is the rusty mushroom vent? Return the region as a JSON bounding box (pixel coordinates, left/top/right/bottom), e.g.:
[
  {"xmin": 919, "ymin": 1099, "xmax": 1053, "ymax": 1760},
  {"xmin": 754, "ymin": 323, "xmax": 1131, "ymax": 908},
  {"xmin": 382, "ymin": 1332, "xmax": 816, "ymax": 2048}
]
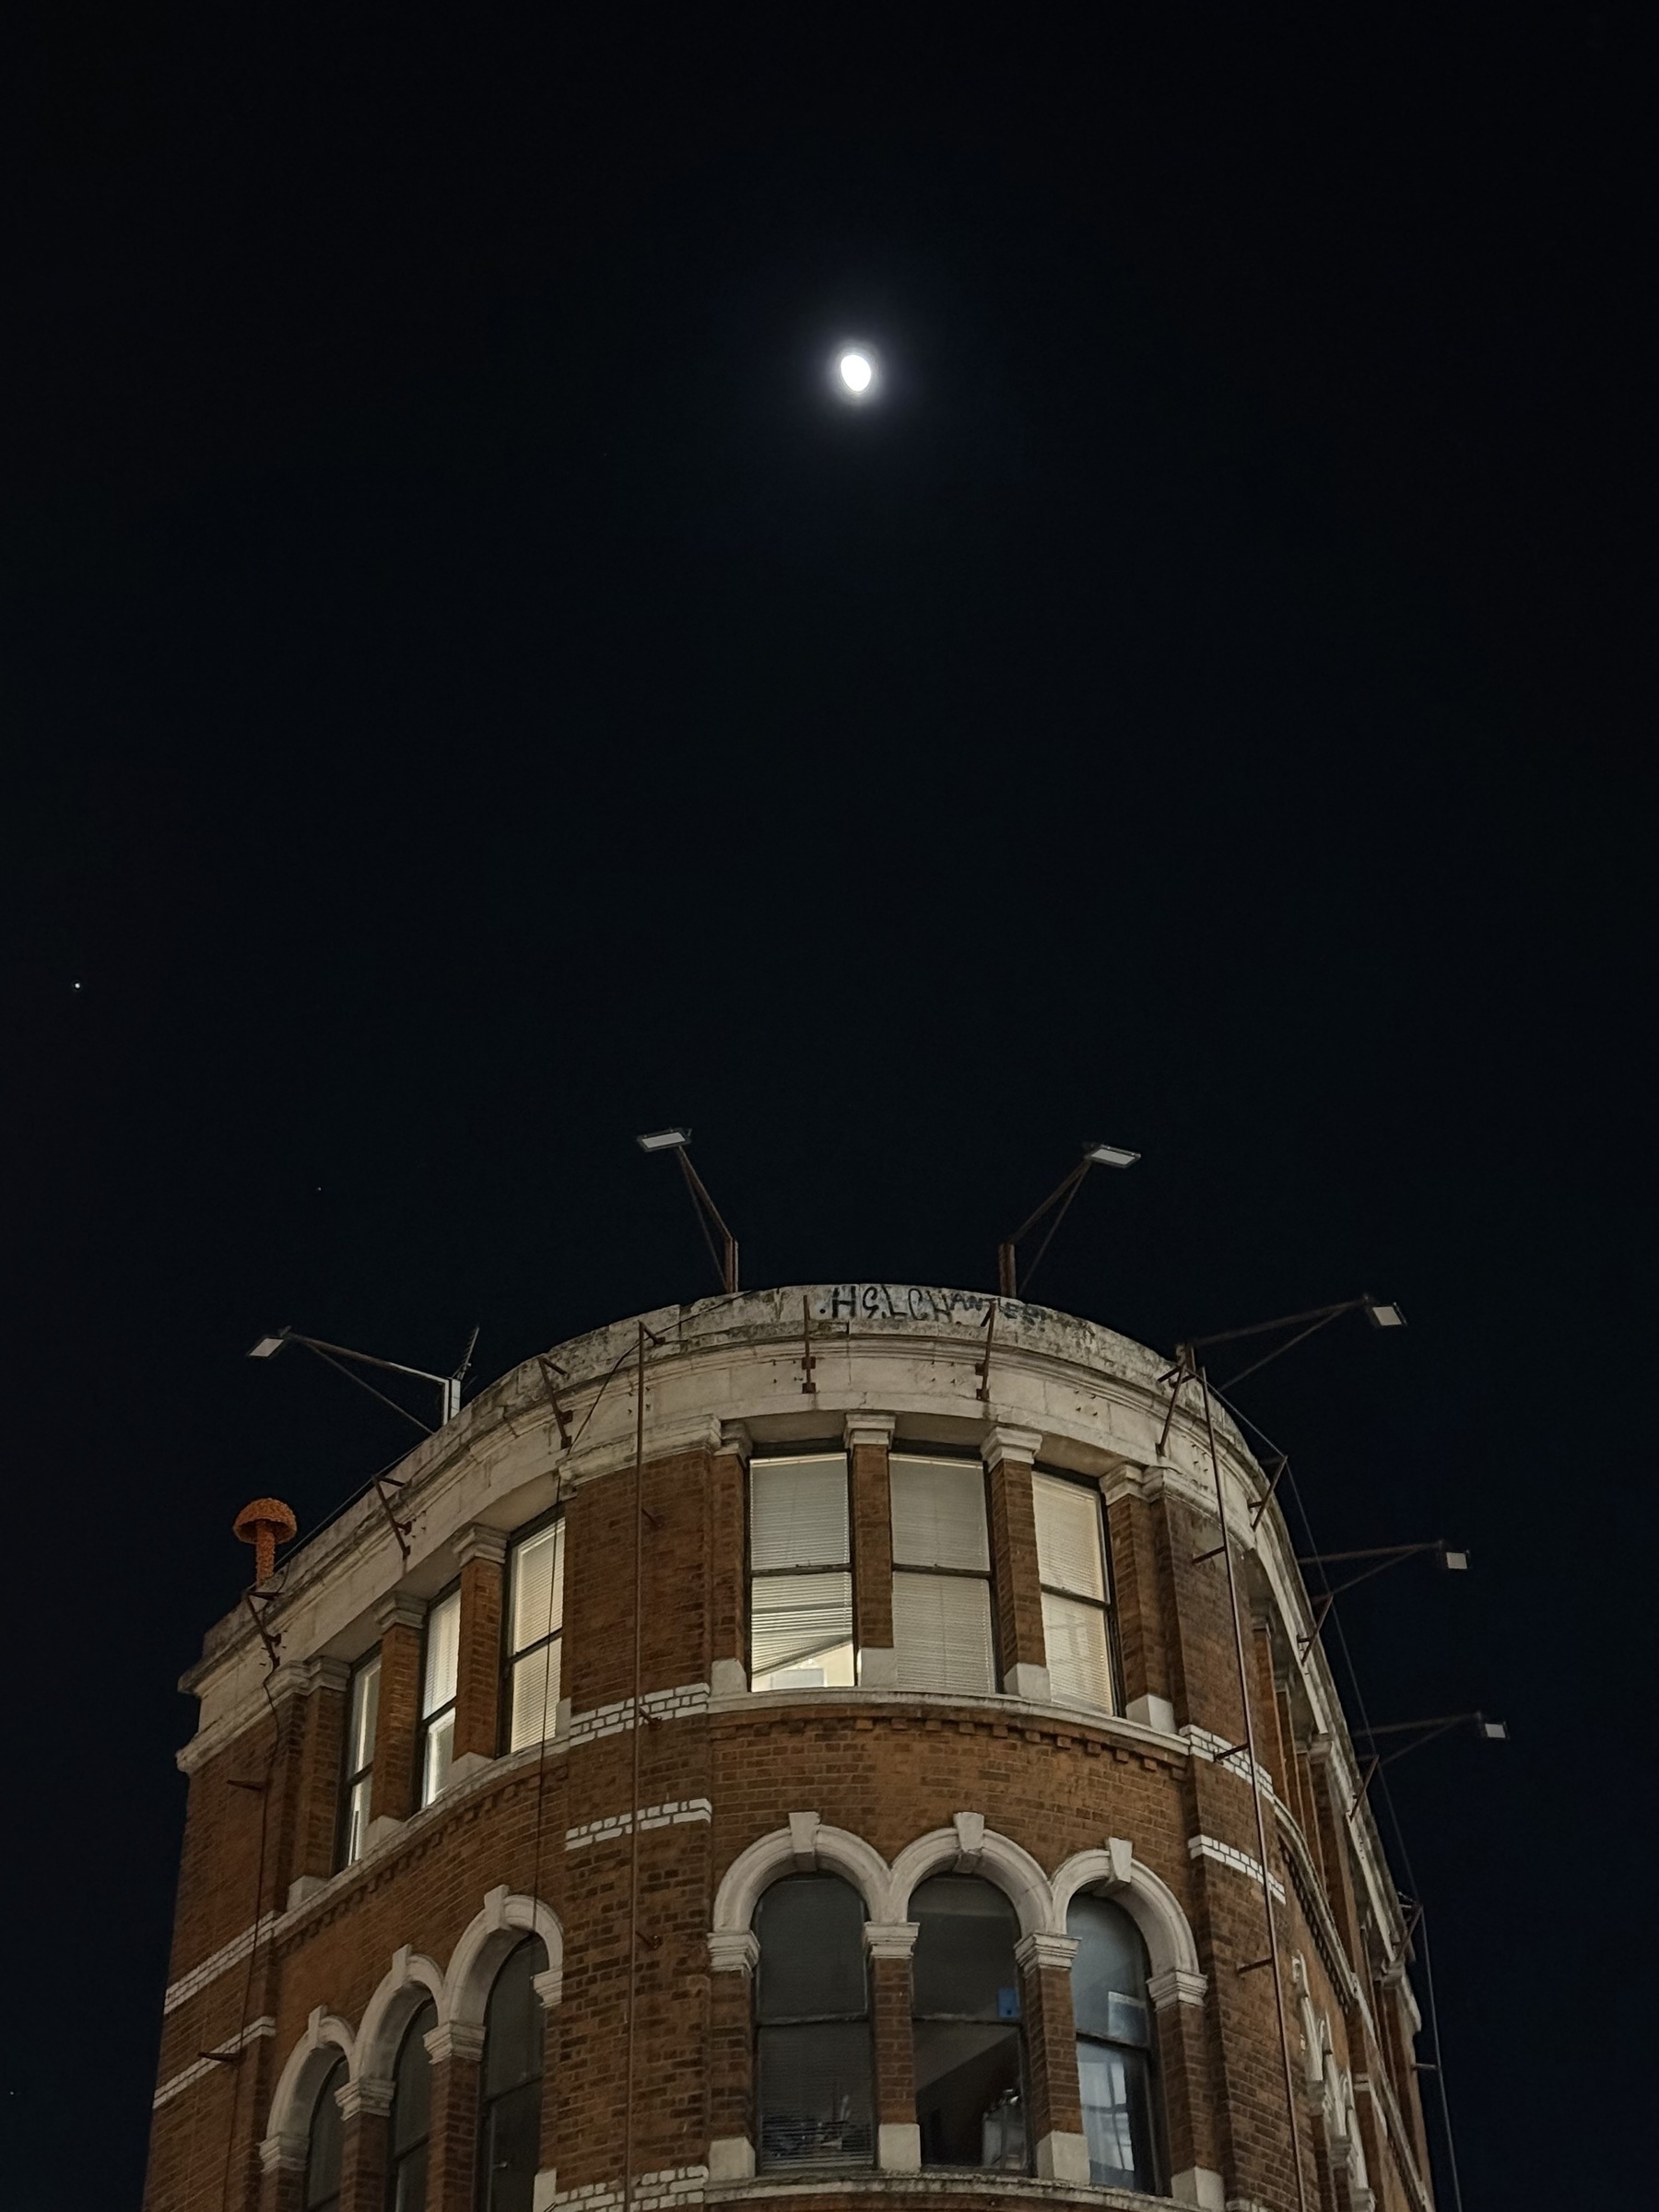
[{"xmin": 233, "ymin": 1497, "xmax": 298, "ymax": 1587}]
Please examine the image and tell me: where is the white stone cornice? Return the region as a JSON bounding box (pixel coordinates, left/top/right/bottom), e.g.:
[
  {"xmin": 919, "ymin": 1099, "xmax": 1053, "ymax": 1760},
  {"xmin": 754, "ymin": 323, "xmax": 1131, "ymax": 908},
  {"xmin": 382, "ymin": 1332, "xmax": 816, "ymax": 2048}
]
[
  {"xmin": 375, "ymin": 1590, "xmax": 427, "ymax": 1632},
  {"xmin": 844, "ymin": 1412, "xmax": 898, "ymax": 1450},
  {"xmin": 453, "ymin": 1523, "xmax": 509, "ymax": 1568},
  {"xmin": 1015, "ymin": 1931, "xmax": 1078, "ymax": 1973},
  {"xmin": 981, "ymin": 1424, "xmax": 1043, "ymax": 1469},
  {"xmin": 864, "ymin": 1922, "xmax": 920, "ymax": 1960}
]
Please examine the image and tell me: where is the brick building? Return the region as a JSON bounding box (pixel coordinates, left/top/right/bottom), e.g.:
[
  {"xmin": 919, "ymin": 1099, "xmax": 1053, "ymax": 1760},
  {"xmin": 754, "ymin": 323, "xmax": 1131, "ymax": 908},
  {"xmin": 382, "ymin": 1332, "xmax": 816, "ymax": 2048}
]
[{"xmin": 144, "ymin": 1286, "xmax": 1436, "ymax": 2212}]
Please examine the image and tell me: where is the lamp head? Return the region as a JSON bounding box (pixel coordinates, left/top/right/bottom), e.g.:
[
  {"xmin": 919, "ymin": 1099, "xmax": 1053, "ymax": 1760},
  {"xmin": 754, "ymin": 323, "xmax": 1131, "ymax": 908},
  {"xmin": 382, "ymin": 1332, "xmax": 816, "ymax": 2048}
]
[{"xmin": 636, "ymin": 1128, "xmax": 691, "ymax": 1153}]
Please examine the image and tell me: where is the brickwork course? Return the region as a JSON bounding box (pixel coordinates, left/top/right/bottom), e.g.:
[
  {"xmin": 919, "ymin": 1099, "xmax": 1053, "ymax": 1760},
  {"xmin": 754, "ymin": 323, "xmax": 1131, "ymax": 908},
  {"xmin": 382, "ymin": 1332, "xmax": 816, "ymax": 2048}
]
[{"xmin": 144, "ymin": 1286, "xmax": 1437, "ymax": 2212}]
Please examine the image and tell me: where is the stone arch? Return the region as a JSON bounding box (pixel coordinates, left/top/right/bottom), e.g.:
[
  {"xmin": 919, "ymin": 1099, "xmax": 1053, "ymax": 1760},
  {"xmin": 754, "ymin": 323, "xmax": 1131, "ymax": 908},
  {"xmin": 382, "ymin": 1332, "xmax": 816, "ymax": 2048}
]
[
  {"xmin": 887, "ymin": 1813, "xmax": 1053, "ymax": 1935},
  {"xmin": 1050, "ymin": 1842, "xmax": 1203, "ymax": 1983},
  {"xmin": 711, "ymin": 1813, "xmax": 891, "ymax": 1931},
  {"xmin": 444, "ymin": 1886, "xmax": 564, "ymax": 2030},
  {"xmin": 354, "ymin": 1945, "xmax": 447, "ymax": 2086},
  {"xmin": 262, "ymin": 2006, "xmax": 355, "ymax": 2170}
]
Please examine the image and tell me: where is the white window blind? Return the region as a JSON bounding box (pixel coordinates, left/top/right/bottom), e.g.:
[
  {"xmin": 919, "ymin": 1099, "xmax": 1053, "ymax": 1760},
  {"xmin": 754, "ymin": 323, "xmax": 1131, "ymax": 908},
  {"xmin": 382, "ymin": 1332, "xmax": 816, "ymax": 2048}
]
[
  {"xmin": 509, "ymin": 1522, "xmax": 565, "ymax": 1653},
  {"xmin": 419, "ymin": 1589, "xmax": 461, "ymax": 1806},
  {"xmin": 341, "ymin": 1653, "xmax": 380, "ymax": 1868},
  {"xmin": 751, "ymin": 1456, "xmax": 854, "ymax": 1690},
  {"xmin": 751, "ymin": 1456, "xmax": 850, "ymax": 1570},
  {"xmin": 890, "ymin": 1457, "xmax": 990, "ymax": 1570},
  {"xmin": 1033, "ymin": 1475, "xmax": 1116, "ymax": 1712},
  {"xmin": 508, "ymin": 1521, "xmax": 565, "ymax": 1751},
  {"xmin": 893, "ymin": 1572, "xmax": 996, "ymax": 1694},
  {"xmin": 1033, "ymin": 1475, "xmax": 1106, "ymax": 1599}
]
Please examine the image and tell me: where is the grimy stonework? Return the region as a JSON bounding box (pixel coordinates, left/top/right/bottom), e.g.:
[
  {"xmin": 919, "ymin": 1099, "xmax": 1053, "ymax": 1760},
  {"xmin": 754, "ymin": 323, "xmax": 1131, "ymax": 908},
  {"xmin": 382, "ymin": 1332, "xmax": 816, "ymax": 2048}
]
[{"xmin": 144, "ymin": 1288, "xmax": 1433, "ymax": 2212}]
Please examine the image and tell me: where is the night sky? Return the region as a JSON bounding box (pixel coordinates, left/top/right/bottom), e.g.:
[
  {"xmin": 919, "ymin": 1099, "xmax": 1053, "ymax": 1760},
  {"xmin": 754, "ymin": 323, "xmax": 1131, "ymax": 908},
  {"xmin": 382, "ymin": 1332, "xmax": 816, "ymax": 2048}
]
[{"xmin": 6, "ymin": 16, "xmax": 1653, "ymax": 2207}]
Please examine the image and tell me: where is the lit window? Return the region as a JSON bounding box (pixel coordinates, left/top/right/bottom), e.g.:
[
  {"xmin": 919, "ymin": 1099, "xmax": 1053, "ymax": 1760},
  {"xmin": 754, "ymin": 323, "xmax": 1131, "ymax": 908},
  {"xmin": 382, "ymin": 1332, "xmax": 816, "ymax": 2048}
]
[
  {"xmin": 890, "ymin": 1457, "xmax": 996, "ymax": 1696},
  {"xmin": 478, "ymin": 1937, "xmax": 548, "ymax": 2212},
  {"xmin": 418, "ymin": 1589, "xmax": 460, "ymax": 1806},
  {"xmin": 1068, "ymin": 1895, "xmax": 1159, "ymax": 2191},
  {"xmin": 388, "ymin": 1999, "xmax": 436, "ymax": 2212},
  {"xmin": 754, "ymin": 1875, "xmax": 874, "ymax": 2170},
  {"xmin": 749, "ymin": 1454, "xmax": 855, "ymax": 1690},
  {"xmin": 338, "ymin": 1652, "xmax": 381, "ymax": 1867},
  {"xmin": 912, "ymin": 1877, "xmax": 1026, "ymax": 2170},
  {"xmin": 505, "ymin": 1521, "xmax": 565, "ymax": 1750},
  {"xmin": 1033, "ymin": 1474, "xmax": 1117, "ymax": 1712},
  {"xmin": 304, "ymin": 2055, "xmax": 347, "ymax": 2212}
]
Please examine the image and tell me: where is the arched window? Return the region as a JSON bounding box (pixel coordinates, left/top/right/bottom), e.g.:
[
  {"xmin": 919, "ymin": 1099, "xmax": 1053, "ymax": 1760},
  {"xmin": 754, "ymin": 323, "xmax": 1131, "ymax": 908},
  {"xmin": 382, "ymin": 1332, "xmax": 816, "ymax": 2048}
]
[
  {"xmin": 753, "ymin": 1874, "xmax": 873, "ymax": 2170},
  {"xmin": 388, "ymin": 1998, "xmax": 436, "ymax": 2212},
  {"xmin": 479, "ymin": 1936, "xmax": 548, "ymax": 2212},
  {"xmin": 304, "ymin": 2056, "xmax": 347, "ymax": 2212},
  {"xmin": 912, "ymin": 1877, "xmax": 1026, "ymax": 2171},
  {"xmin": 1068, "ymin": 1894, "xmax": 1159, "ymax": 2192}
]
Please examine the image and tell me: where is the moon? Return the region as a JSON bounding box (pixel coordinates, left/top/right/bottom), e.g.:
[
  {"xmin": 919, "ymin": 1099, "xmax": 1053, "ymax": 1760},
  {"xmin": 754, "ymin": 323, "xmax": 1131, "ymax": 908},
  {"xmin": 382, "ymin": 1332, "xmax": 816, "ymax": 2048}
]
[{"xmin": 834, "ymin": 347, "xmax": 878, "ymax": 400}]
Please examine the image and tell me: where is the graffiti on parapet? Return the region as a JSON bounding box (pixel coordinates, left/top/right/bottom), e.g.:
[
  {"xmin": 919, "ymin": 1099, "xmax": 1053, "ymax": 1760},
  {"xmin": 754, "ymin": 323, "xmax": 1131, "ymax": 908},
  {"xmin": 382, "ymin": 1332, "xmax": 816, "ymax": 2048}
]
[{"xmin": 814, "ymin": 1284, "xmax": 999, "ymax": 1324}]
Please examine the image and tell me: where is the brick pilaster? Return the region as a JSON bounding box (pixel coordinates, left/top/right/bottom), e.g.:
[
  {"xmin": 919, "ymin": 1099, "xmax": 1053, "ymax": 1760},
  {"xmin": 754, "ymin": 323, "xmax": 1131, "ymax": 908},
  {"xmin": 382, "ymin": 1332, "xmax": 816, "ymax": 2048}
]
[
  {"xmin": 1016, "ymin": 1934, "xmax": 1086, "ymax": 2182},
  {"xmin": 1150, "ymin": 1985, "xmax": 1219, "ymax": 2191},
  {"xmin": 453, "ymin": 1525, "xmax": 508, "ymax": 1764},
  {"xmin": 982, "ymin": 1426, "xmax": 1046, "ymax": 1697},
  {"xmin": 338, "ymin": 2084, "xmax": 392, "ymax": 2212},
  {"xmin": 370, "ymin": 1594, "xmax": 426, "ymax": 1827},
  {"xmin": 258, "ymin": 2154, "xmax": 304, "ymax": 2212},
  {"xmin": 708, "ymin": 1428, "xmax": 750, "ymax": 1696},
  {"xmin": 1104, "ymin": 1474, "xmax": 1172, "ymax": 1728},
  {"xmin": 1307, "ymin": 1742, "xmax": 1365, "ymax": 1978},
  {"xmin": 424, "ymin": 2029, "xmax": 483, "ymax": 2212},
  {"xmin": 846, "ymin": 1414, "xmax": 897, "ymax": 1684},
  {"xmin": 864, "ymin": 1924, "xmax": 919, "ymax": 2171},
  {"xmin": 707, "ymin": 1931, "xmax": 759, "ymax": 2176},
  {"xmin": 290, "ymin": 1659, "xmax": 350, "ymax": 1888}
]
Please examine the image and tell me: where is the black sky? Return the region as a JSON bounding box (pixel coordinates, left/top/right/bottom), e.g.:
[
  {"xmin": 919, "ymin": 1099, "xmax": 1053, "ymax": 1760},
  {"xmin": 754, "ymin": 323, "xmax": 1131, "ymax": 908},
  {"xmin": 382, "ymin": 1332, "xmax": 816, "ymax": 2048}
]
[{"xmin": 5, "ymin": 13, "xmax": 1654, "ymax": 2207}]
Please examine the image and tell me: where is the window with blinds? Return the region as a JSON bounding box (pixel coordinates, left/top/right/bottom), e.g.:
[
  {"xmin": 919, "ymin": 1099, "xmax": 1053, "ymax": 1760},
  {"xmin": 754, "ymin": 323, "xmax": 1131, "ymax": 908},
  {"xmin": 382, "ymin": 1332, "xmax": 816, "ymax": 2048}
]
[
  {"xmin": 418, "ymin": 1588, "xmax": 461, "ymax": 1806},
  {"xmin": 1032, "ymin": 1474, "xmax": 1117, "ymax": 1712},
  {"xmin": 505, "ymin": 1519, "xmax": 565, "ymax": 1750},
  {"xmin": 338, "ymin": 1651, "xmax": 381, "ymax": 1868},
  {"xmin": 890, "ymin": 1456, "xmax": 995, "ymax": 1696},
  {"xmin": 750, "ymin": 1454, "xmax": 855, "ymax": 1690}
]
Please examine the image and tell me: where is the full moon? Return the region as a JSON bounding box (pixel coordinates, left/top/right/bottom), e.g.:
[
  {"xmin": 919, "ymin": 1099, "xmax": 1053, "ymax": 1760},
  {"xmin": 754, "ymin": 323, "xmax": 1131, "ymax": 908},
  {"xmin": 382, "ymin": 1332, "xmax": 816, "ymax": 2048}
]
[{"xmin": 837, "ymin": 349, "xmax": 874, "ymax": 394}]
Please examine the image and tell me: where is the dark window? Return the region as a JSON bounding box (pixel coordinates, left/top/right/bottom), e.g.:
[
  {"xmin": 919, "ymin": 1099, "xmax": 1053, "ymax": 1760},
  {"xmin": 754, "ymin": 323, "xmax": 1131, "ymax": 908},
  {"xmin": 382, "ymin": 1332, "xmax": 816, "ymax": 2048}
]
[
  {"xmin": 418, "ymin": 1589, "xmax": 461, "ymax": 1806},
  {"xmin": 748, "ymin": 1455, "xmax": 854, "ymax": 1689},
  {"xmin": 304, "ymin": 2057, "xmax": 347, "ymax": 2212},
  {"xmin": 1068, "ymin": 1895, "xmax": 1159, "ymax": 2192},
  {"xmin": 754, "ymin": 1874, "xmax": 874, "ymax": 2170},
  {"xmin": 505, "ymin": 1520, "xmax": 565, "ymax": 1749},
  {"xmin": 338, "ymin": 1651, "xmax": 381, "ymax": 1868},
  {"xmin": 389, "ymin": 1998, "xmax": 437, "ymax": 2212},
  {"xmin": 912, "ymin": 1877, "xmax": 1026, "ymax": 2171},
  {"xmin": 479, "ymin": 1937, "xmax": 548, "ymax": 2212}
]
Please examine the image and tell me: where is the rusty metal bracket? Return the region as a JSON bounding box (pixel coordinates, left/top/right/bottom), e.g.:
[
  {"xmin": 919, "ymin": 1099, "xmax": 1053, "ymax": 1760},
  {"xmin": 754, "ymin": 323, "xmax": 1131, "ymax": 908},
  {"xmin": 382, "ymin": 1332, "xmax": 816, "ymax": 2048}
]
[
  {"xmin": 801, "ymin": 1294, "xmax": 818, "ymax": 1395},
  {"xmin": 976, "ymin": 1299, "xmax": 998, "ymax": 1403},
  {"xmin": 538, "ymin": 1356, "xmax": 573, "ymax": 1450},
  {"xmin": 1249, "ymin": 1453, "xmax": 1288, "ymax": 1529}
]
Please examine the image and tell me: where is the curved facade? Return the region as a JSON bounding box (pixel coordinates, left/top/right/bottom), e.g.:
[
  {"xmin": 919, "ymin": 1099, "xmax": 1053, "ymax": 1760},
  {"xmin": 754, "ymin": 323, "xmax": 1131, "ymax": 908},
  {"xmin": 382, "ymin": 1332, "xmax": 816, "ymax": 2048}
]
[{"xmin": 144, "ymin": 1286, "xmax": 1436, "ymax": 2212}]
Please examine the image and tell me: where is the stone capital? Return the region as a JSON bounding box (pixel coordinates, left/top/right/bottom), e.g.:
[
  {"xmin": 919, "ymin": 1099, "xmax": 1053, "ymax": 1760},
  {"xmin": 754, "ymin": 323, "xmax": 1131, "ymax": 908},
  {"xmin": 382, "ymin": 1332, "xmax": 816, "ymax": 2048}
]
[
  {"xmin": 336, "ymin": 2074, "xmax": 394, "ymax": 2120},
  {"xmin": 453, "ymin": 1524, "xmax": 509, "ymax": 1568},
  {"xmin": 375, "ymin": 1590, "xmax": 428, "ymax": 1633},
  {"xmin": 259, "ymin": 2134, "xmax": 306, "ymax": 2176},
  {"xmin": 533, "ymin": 1966, "xmax": 563, "ymax": 2011},
  {"xmin": 844, "ymin": 1412, "xmax": 898, "ymax": 1451},
  {"xmin": 424, "ymin": 2020, "xmax": 486, "ymax": 2065},
  {"xmin": 707, "ymin": 1929, "xmax": 760, "ymax": 1975},
  {"xmin": 717, "ymin": 1420, "xmax": 753, "ymax": 1463},
  {"xmin": 1149, "ymin": 1966, "xmax": 1209, "ymax": 2012},
  {"xmin": 981, "ymin": 1423, "xmax": 1043, "ymax": 1469},
  {"xmin": 864, "ymin": 1922, "xmax": 920, "ymax": 1960},
  {"xmin": 1015, "ymin": 1931, "xmax": 1078, "ymax": 1973}
]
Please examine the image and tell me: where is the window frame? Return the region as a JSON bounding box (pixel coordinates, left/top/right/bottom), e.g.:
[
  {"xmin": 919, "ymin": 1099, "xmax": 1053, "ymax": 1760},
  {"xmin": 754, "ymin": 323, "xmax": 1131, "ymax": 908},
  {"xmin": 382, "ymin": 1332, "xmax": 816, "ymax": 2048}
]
[
  {"xmin": 909, "ymin": 1872, "xmax": 1029, "ymax": 2174},
  {"xmin": 1031, "ymin": 1466, "xmax": 1123, "ymax": 1714},
  {"xmin": 336, "ymin": 1648, "xmax": 382, "ymax": 1871},
  {"xmin": 387, "ymin": 1995, "xmax": 437, "ymax": 2212},
  {"xmin": 416, "ymin": 1582, "xmax": 462, "ymax": 1809},
  {"xmin": 500, "ymin": 1508, "xmax": 566, "ymax": 1754},
  {"xmin": 477, "ymin": 1936, "xmax": 549, "ymax": 2212},
  {"xmin": 888, "ymin": 1450, "xmax": 1000, "ymax": 1696},
  {"xmin": 304, "ymin": 2054, "xmax": 348, "ymax": 2212},
  {"xmin": 1066, "ymin": 1890, "xmax": 1163, "ymax": 2194},
  {"xmin": 747, "ymin": 1446, "xmax": 856, "ymax": 1692}
]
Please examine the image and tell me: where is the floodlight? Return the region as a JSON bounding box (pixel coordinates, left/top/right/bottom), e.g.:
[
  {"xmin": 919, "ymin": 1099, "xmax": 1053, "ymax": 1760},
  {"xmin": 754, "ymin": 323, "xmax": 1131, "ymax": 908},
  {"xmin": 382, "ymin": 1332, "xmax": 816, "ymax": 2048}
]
[
  {"xmin": 1441, "ymin": 1547, "xmax": 1470, "ymax": 1572},
  {"xmin": 1365, "ymin": 1300, "xmax": 1406, "ymax": 1328},
  {"xmin": 249, "ymin": 1334, "xmax": 288, "ymax": 1359},
  {"xmin": 1480, "ymin": 1720, "xmax": 1508, "ymax": 1740},
  {"xmin": 1085, "ymin": 1143, "xmax": 1141, "ymax": 1169},
  {"xmin": 636, "ymin": 1128, "xmax": 691, "ymax": 1153}
]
